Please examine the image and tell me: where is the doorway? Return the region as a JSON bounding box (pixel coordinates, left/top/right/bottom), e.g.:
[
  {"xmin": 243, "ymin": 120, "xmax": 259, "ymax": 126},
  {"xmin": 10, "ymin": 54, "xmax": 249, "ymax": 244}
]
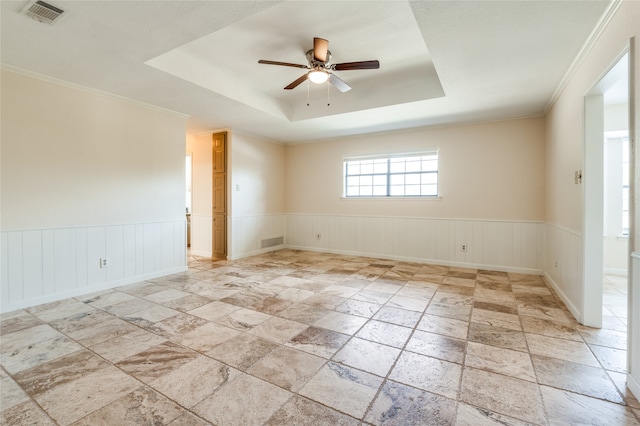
[{"xmin": 583, "ymin": 51, "xmax": 629, "ymax": 328}]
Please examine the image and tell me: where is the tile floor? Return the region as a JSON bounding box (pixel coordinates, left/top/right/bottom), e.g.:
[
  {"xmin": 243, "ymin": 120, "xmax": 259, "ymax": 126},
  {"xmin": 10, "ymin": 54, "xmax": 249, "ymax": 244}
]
[{"xmin": 1, "ymin": 249, "xmax": 639, "ymax": 425}]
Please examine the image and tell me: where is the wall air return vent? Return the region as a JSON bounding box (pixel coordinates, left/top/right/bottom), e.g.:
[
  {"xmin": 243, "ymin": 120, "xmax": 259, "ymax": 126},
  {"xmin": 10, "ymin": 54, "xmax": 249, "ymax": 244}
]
[{"xmin": 23, "ymin": 1, "xmax": 65, "ymax": 25}]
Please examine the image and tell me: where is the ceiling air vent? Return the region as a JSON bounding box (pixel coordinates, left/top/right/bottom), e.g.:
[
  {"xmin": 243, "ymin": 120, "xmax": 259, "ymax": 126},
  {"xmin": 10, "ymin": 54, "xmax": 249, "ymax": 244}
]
[{"xmin": 23, "ymin": 0, "xmax": 65, "ymax": 25}]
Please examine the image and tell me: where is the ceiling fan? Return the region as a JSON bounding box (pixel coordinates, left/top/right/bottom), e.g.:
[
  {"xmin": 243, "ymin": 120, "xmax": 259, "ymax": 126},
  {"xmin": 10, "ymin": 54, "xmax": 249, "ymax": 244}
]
[{"xmin": 258, "ymin": 37, "xmax": 380, "ymax": 93}]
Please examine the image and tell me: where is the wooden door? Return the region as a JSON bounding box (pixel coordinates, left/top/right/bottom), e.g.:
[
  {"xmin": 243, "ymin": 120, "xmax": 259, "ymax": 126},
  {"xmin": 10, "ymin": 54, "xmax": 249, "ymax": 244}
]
[{"xmin": 212, "ymin": 132, "xmax": 227, "ymax": 258}]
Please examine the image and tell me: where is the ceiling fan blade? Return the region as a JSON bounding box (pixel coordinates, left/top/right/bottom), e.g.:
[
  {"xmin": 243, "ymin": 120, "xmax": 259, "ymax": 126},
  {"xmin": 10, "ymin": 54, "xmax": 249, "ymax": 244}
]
[
  {"xmin": 329, "ymin": 74, "xmax": 352, "ymax": 93},
  {"xmin": 313, "ymin": 37, "xmax": 329, "ymax": 62},
  {"xmin": 333, "ymin": 60, "xmax": 380, "ymax": 71},
  {"xmin": 258, "ymin": 60, "xmax": 309, "ymax": 69},
  {"xmin": 284, "ymin": 73, "xmax": 309, "ymax": 90}
]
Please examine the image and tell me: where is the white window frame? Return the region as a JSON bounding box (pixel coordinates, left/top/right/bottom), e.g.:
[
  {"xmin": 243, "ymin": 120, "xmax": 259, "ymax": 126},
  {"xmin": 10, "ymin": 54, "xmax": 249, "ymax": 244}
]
[{"xmin": 343, "ymin": 150, "xmax": 439, "ymax": 198}]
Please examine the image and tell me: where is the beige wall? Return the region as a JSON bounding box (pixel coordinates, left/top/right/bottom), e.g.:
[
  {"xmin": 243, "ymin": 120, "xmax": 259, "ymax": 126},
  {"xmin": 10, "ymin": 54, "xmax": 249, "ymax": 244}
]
[
  {"xmin": 285, "ymin": 117, "xmax": 545, "ymax": 221},
  {"xmin": 1, "ymin": 69, "xmax": 186, "ymax": 230},
  {"xmin": 230, "ymin": 131, "xmax": 286, "ymax": 217}
]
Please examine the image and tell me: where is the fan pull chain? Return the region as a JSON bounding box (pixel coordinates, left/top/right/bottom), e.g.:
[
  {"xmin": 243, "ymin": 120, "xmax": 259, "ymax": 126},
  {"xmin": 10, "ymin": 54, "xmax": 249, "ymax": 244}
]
[
  {"xmin": 327, "ymin": 79, "xmax": 330, "ymax": 106},
  {"xmin": 307, "ymin": 79, "xmax": 310, "ymax": 107}
]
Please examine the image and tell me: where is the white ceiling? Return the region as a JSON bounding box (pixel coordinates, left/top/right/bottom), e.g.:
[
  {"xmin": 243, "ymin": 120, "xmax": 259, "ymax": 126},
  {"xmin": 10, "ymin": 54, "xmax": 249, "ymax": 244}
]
[{"xmin": 0, "ymin": 0, "xmax": 612, "ymax": 143}]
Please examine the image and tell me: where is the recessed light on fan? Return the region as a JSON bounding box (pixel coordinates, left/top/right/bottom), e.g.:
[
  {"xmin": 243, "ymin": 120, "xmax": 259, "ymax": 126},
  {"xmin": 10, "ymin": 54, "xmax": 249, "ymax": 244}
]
[{"xmin": 258, "ymin": 37, "xmax": 380, "ymax": 93}]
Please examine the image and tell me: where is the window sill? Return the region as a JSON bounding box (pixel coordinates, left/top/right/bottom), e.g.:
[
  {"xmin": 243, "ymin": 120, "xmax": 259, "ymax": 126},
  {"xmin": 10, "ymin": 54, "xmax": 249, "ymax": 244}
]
[{"xmin": 341, "ymin": 196, "xmax": 442, "ymax": 201}]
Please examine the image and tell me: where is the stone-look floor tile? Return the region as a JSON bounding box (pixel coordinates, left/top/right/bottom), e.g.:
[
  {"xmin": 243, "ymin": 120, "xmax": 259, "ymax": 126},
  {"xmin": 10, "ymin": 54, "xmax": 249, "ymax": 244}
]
[
  {"xmin": 540, "ymin": 385, "xmax": 639, "ymax": 426},
  {"xmin": 277, "ymin": 303, "xmax": 332, "ymax": 324},
  {"xmin": 1, "ymin": 324, "xmax": 65, "ymax": 353},
  {"xmin": 81, "ymin": 290, "xmax": 136, "ymax": 308},
  {"xmin": 406, "ymin": 330, "xmax": 466, "ymax": 364},
  {"xmin": 590, "ymin": 344, "xmax": 627, "ymax": 373},
  {"xmin": 0, "ymin": 331, "xmax": 83, "ymax": 375},
  {"xmin": 116, "ymin": 341, "xmax": 199, "ymax": 383},
  {"xmin": 607, "ymin": 371, "xmax": 640, "ymax": 409},
  {"xmin": 249, "ymin": 316, "xmax": 309, "ymax": 344},
  {"xmin": 314, "ymin": 311, "xmax": 368, "ymax": 335},
  {"xmin": 0, "ymin": 375, "xmax": 29, "ymax": 412},
  {"xmin": 277, "ymin": 287, "xmax": 315, "ymax": 302},
  {"xmin": 145, "ymin": 312, "xmax": 209, "ymax": 338},
  {"xmin": 363, "ymin": 281, "xmax": 402, "ymax": 294},
  {"xmin": 207, "ymin": 333, "xmax": 278, "ymax": 371},
  {"xmin": 531, "ymin": 355, "xmax": 623, "ymax": 403},
  {"xmin": 66, "ymin": 316, "xmax": 139, "ymax": 346},
  {"xmin": 473, "ymin": 300, "xmax": 518, "ymax": 315},
  {"xmin": 520, "ymin": 315, "xmax": 582, "ymax": 341},
  {"xmin": 303, "ymin": 293, "xmax": 346, "ymax": 310},
  {"xmin": 579, "ymin": 327, "xmax": 627, "ymax": 350},
  {"xmin": 474, "ymin": 288, "xmax": 516, "ymax": 306},
  {"xmin": 0, "ymin": 400, "xmax": 56, "ymax": 426},
  {"xmin": 417, "ymin": 314, "xmax": 469, "ymax": 339},
  {"xmin": 364, "ymin": 380, "xmax": 457, "ymax": 426},
  {"xmin": 120, "ymin": 282, "xmax": 168, "ymax": 297},
  {"xmin": 352, "ymin": 290, "xmax": 393, "ymax": 305},
  {"xmin": 526, "ymin": 333, "xmax": 599, "ymax": 366},
  {"xmin": 335, "ymin": 299, "xmax": 380, "ymax": 318},
  {"xmin": 13, "ymin": 349, "xmax": 109, "ymax": 397},
  {"xmin": 464, "ymin": 341, "xmax": 535, "ymax": 382},
  {"xmin": 213, "ymin": 307, "xmax": 271, "ymax": 331},
  {"xmin": 397, "ymin": 281, "xmax": 438, "ymax": 300},
  {"xmin": 437, "ymin": 284, "xmax": 476, "ymax": 296},
  {"xmin": 187, "ymin": 300, "xmax": 241, "ymax": 321},
  {"xmin": 167, "ymin": 411, "xmax": 213, "ymax": 425},
  {"xmin": 355, "ymin": 320, "xmax": 412, "ymax": 348},
  {"xmin": 321, "ymin": 284, "xmax": 361, "ymax": 298},
  {"xmin": 49, "ymin": 309, "xmax": 115, "ymax": 334},
  {"xmin": 286, "ymin": 326, "xmax": 350, "ymax": 358},
  {"xmin": 386, "ymin": 295, "xmax": 428, "ymax": 312},
  {"xmin": 0, "ymin": 311, "xmax": 43, "ymax": 336},
  {"xmin": 172, "ymin": 322, "xmax": 240, "ymax": 353},
  {"xmin": 89, "ymin": 329, "xmax": 167, "ymax": 363},
  {"xmin": 455, "ymin": 402, "xmax": 535, "ymax": 426},
  {"xmin": 103, "ymin": 298, "xmax": 156, "ymax": 317},
  {"xmin": 123, "ymin": 305, "xmax": 179, "ymax": 327},
  {"xmin": 468, "ymin": 322, "xmax": 528, "ymax": 351},
  {"xmin": 518, "ymin": 304, "xmax": 571, "ymax": 323},
  {"xmin": 27, "ymin": 299, "xmax": 96, "ymax": 322},
  {"xmin": 193, "ymin": 373, "xmax": 291, "ymax": 425},
  {"xmin": 70, "ymin": 386, "xmax": 184, "ymax": 426},
  {"xmin": 460, "ymin": 368, "xmax": 546, "ymax": 425},
  {"xmin": 471, "ymin": 308, "xmax": 522, "ymax": 331},
  {"xmin": 162, "ymin": 294, "xmax": 212, "ymax": 313},
  {"xmin": 143, "ymin": 288, "xmax": 192, "ymax": 304},
  {"xmin": 150, "ymin": 356, "xmax": 240, "ymax": 408},
  {"xmin": 332, "ymin": 337, "xmax": 400, "ymax": 377},
  {"xmin": 300, "ymin": 362, "xmax": 383, "ymax": 419},
  {"xmin": 264, "ymin": 394, "xmax": 360, "ymax": 426},
  {"xmin": 426, "ymin": 302, "xmax": 472, "ymax": 321},
  {"xmin": 34, "ymin": 365, "xmax": 141, "ymax": 425},
  {"xmin": 443, "ymin": 276, "xmax": 476, "ymax": 287},
  {"xmin": 389, "ymin": 352, "xmax": 462, "ymax": 399},
  {"xmin": 248, "ymin": 346, "xmax": 326, "ymax": 391},
  {"xmin": 373, "ymin": 306, "xmax": 421, "ymax": 328},
  {"xmin": 249, "ymin": 296, "xmax": 295, "ymax": 314}
]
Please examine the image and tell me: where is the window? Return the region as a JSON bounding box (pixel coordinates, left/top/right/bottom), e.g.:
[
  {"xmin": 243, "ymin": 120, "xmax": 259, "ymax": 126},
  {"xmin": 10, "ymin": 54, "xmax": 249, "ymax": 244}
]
[{"xmin": 344, "ymin": 152, "xmax": 438, "ymax": 197}]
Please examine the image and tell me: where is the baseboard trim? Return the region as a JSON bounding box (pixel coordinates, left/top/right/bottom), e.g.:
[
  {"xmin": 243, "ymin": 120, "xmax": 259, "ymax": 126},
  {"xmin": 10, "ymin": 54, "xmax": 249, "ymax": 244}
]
[
  {"xmin": 227, "ymin": 245, "xmax": 285, "ymax": 261},
  {"xmin": 0, "ymin": 266, "xmax": 188, "ymax": 314},
  {"xmin": 628, "ymin": 373, "xmax": 640, "ymax": 401},
  {"xmin": 543, "ymin": 271, "xmax": 581, "ymax": 323},
  {"xmin": 284, "ymin": 245, "xmax": 543, "ymax": 276}
]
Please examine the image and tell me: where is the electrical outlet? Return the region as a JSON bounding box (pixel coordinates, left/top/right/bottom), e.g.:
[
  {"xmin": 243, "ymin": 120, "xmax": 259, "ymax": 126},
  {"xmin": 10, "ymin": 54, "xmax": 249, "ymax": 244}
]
[
  {"xmin": 460, "ymin": 244, "xmax": 468, "ymax": 252},
  {"xmin": 100, "ymin": 258, "xmax": 108, "ymax": 268},
  {"xmin": 315, "ymin": 233, "xmax": 321, "ymax": 240},
  {"xmin": 554, "ymin": 260, "xmax": 558, "ymax": 269}
]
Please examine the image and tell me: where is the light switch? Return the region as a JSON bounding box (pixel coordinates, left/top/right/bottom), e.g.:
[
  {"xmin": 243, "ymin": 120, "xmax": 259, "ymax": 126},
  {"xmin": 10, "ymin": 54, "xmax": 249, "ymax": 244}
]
[{"xmin": 236, "ymin": 184, "xmax": 240, "ymax": 191}]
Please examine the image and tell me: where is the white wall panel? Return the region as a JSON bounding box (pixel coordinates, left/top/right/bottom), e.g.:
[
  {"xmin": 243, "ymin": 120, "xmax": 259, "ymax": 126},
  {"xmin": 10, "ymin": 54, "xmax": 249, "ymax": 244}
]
[
  {"xmin": 53, "ymin": 229, "xmax": 76, "ymax": 293},
  {"xmin": 22, "ymin": 231, "xmax": 43, "ymax": 301},
  {"xmin": 286, "ymin": 214, "xmax": 543, "ymax": 273},
  {"xmin": 228, "ymin": 214, "xmax": 286, "ymax": 260},
  {"xmin": 1, "ymin": 219, "xmax": 187, "ymax": 313}
]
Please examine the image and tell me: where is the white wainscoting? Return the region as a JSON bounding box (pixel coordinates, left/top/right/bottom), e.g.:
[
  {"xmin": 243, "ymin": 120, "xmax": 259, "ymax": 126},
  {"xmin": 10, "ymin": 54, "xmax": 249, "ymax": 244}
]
[
  {"xmin": 228, "ymin": 214, "xmax": 286, "ymax": 260},
  {"xmin": 285, "ymin": 214, "xmax": 543, "ymax": 273},
  {"xmin": 542, "ymin": 222, "xmax": 583, "ymax": 321},
  {"xmin": 1, "ymin": 220, "xmax": 187, "ymax": 313}
]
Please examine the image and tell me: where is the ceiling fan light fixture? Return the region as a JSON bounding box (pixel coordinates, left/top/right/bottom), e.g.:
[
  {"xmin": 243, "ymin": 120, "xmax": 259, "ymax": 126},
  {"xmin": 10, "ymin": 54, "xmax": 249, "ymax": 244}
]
[{"xmin": 309, "ymin": 70, "xmax": 329, "ymax": 84}]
